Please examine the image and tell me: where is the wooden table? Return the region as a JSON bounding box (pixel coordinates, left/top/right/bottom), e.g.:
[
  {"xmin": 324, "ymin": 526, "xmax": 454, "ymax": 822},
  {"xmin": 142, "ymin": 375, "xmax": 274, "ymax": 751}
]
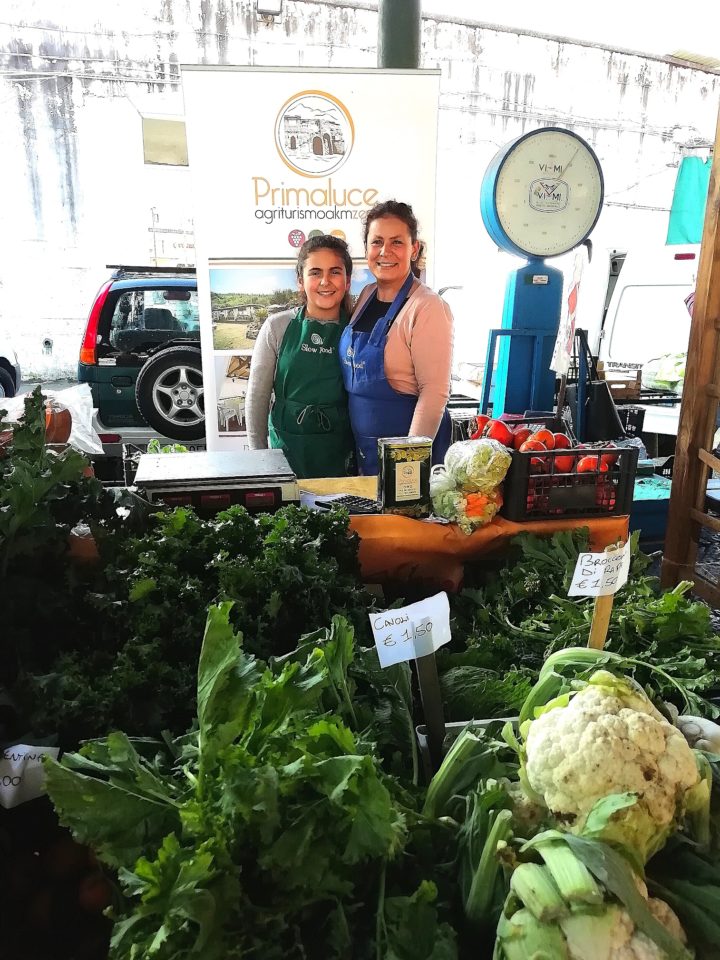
[{"xmin": 301, "ymin": 476, "xmax": 629, "ymax": 589}]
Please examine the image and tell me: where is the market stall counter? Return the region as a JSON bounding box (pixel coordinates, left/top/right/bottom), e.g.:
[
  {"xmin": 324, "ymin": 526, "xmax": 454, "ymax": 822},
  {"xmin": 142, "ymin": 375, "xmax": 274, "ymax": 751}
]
[{"xmin": 301, "ymin": 476, "xmax": 629, "ymax": 589}]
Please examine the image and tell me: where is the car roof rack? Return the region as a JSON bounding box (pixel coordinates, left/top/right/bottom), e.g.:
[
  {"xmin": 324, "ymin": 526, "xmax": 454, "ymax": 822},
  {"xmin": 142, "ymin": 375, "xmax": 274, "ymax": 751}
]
[{"xmin": 106, "ymin": 264, "xmax": 197, "ymax": 277}]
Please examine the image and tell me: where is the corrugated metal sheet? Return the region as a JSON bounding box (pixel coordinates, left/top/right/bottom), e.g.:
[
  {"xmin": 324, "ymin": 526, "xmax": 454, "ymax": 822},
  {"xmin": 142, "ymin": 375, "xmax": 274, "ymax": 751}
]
[{"xmin": 667, "ymin": 49, "xmax": 720, "ymax": 73}]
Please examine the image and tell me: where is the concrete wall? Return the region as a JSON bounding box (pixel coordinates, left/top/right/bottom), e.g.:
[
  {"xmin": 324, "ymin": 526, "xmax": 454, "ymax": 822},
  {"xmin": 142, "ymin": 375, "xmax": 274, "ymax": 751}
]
[{"xmin": 0, "ymin": 0, "xmax": 718, "ymax": 377}]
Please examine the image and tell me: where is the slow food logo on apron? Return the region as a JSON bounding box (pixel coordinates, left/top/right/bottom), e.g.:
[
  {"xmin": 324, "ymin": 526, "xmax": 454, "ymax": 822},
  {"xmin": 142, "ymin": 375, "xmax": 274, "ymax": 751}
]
[
  {"xmin": 345, "ymin": 344, "xmax": 364, "ymax": 369},
  {"xmin": 301, "ymin": 331, "xmax": 333, "ymax": 355}
]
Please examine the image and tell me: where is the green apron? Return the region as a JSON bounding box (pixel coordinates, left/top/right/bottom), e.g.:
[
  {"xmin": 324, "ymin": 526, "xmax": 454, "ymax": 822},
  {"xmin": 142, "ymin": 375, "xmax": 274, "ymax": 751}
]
[{"xmin": 268, "ymin": 307, "xmax": 354, "ymax": 479}]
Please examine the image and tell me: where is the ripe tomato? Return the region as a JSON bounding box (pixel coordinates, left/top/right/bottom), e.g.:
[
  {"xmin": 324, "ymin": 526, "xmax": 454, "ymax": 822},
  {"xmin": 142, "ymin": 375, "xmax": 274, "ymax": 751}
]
[
  {"xmin": 519, "ymin": 439, "xmax": 547, "ymax": 453},
  {"xmin": 531, "ymin": 428, "xmax": 555, "ymax": 450},
  {"xmin": 553, "ymin": 433, "xmax": 572, "ymax": 449},
  {"xmin": 469, "ymin": 414, "xmax": 491, "ymax": 440},
  {"xmin": 482, "ymin": 419, "xmax": 515, "ymax": 447},
  {"xmin": 554, "ymin": 454, "xmax": 576, "ymax": 472},
  {"xmin": 600, "ymin": 446, "xmax": 619, "ymax": 467},
  {"xmin": 513, "ymin": 427, "xmax": 533, "ymax": 449},
  {"xmin": 577, "ymin": 455, "xmax": 608, "ymax": 473}
]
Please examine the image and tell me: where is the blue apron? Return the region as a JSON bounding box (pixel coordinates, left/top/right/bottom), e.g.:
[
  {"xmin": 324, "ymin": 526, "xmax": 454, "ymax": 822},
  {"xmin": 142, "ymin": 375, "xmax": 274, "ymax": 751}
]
[{"xmin": 339, "ymin": 273, "xmax": 451, "ymax": 475}]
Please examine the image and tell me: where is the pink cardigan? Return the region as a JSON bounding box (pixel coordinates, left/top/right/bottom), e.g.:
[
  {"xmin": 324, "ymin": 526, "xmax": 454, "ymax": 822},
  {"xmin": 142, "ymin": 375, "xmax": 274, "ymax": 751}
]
[{"xmin": 351, "ymin": 278, "xmax": 454, "ymax": 439}]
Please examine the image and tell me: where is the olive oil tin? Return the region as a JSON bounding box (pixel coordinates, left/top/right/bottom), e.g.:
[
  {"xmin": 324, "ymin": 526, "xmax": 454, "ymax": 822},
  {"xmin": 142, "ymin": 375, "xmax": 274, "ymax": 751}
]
[{"xmin": 377, "ymin": 436, "xmax": 432, "ymax": 517}]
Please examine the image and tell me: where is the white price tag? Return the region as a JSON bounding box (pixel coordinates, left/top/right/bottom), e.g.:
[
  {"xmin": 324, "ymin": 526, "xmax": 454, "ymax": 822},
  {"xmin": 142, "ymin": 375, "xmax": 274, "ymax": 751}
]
[
  {"xmin": 370, "ymin": 592, "xmax": 452, "ymax": 668},
  {"xmin": 0, "ymin": 744, "xmax": 60, "ymax": 809},
  {"xmin": 568, "ymin": 540, "xmax": 631, "ymax": 597}
]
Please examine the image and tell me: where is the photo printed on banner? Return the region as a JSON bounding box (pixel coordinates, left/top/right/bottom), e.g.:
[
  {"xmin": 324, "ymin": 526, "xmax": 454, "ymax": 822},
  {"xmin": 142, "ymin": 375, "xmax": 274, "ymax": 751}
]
[{"xmin": 214, "ymin": 352, "xmax": 252, "ymax": 435}]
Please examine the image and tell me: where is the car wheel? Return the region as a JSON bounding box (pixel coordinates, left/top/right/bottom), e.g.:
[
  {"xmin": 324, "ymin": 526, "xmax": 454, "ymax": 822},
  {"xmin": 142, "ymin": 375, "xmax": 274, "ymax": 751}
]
[
  {"xmin": 0, "ymin": 368, "xmax": 16, "ymax": 398},
  {"xmin": 135, "ymin": 346, "xmax": 205, "ymax": 441}
]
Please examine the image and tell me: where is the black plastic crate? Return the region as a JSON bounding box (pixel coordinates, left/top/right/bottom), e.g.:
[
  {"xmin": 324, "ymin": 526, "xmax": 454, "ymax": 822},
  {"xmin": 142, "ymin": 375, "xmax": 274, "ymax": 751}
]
[
  {"xmin": 501, "ymin": 446, "xmax": 639, "ymax": 522},
  {"xmin": 499, "ymin": 411, "xmax": 576, "ymax": 439},
  {"xmin": 448, "ymin": 410, "xmax": 575, "ymax": 445},
  {"xmin": 653, "ymin": 455, "xmax": 674, "ymax": 478},
  {"xmin": 618, "ymin": 406, "xmax": 645, "ymax": 436}
]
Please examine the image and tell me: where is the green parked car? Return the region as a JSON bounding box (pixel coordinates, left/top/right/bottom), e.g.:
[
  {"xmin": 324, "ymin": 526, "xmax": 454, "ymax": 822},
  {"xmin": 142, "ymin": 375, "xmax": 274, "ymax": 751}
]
[{"xmin": 78, "ymin": 265, "xmax": 205, "ymax": 476}]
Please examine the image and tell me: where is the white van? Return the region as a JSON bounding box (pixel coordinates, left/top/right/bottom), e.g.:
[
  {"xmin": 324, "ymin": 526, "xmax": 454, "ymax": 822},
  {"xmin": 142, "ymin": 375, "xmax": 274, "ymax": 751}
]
[
  {"xmin": 593, "ymin": 244, "xmax": 699, "ymax": 436},
  {"xmin": 595, "ymin": 243, "xmax": 699, "ymax": 366}
]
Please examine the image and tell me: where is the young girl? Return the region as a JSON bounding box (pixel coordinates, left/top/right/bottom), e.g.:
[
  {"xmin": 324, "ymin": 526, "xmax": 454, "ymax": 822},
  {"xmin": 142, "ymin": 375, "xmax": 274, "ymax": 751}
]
[{"xmin": 245, "ymin": 235, "xmax": 355, "ymax": 479}]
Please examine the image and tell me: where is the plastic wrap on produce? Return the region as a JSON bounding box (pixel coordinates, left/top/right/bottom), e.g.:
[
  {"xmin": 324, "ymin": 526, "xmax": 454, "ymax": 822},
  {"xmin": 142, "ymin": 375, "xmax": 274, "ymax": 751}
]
[
  {"xmin": 443, "ymin": 438, "xmax": 512, "ymax": 493},
  {"xmin": 431, "ymin": 460, "xmax": 505, "ymax": 534},
  {"xmin": 1, "ymin": 383, "xmax": 103, "ymax": 455}
]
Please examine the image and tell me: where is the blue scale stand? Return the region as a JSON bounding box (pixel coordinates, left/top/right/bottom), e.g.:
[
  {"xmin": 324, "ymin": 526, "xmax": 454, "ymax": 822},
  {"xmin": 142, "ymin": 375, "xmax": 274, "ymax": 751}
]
[{"xmin": 484, "ymin": 259, "xmax": 564, "ymax": 416}]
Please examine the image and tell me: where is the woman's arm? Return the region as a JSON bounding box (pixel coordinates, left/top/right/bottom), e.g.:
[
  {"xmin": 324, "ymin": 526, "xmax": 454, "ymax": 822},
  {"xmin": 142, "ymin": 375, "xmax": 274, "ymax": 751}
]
[
  {"xmin": 245, "ymin": 318, "xmax": 281, "ymax": 448},
  {"xmin": 407, "ymin": 295, "xmax": 454, "ymax": 438}
]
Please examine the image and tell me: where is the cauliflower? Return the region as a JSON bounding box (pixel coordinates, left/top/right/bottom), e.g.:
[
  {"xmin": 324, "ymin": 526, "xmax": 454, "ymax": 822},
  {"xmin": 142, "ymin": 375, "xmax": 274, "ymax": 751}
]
[
  {"xmin": 523, "ymin": 671, "xmax": 700, "ymax": 863},
  {"xmin": 496, "ymin": 835, "xmax": 689, "ymax": 960},
  {"xmin": 498, "ymin": 896, "xmax": 687, "ymax": 960},
  {"xmin": 563, "ymin": 897, "xmax": 687, "ymax": 960},
  {"xmin": 505, "ymin": 780, "xmax": 548, "ymax": 837}
]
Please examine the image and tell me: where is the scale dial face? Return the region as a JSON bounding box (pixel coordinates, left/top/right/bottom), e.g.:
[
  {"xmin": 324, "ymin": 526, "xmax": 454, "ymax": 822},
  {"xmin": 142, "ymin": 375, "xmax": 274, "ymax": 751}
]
[{"xmin": 492, "ymin": 128, "xmax": 604, "ymax": 258}]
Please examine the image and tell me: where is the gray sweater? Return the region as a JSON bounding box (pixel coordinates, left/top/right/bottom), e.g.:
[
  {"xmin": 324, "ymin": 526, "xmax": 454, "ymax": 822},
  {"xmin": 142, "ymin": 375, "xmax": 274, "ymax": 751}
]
[{"xmin": 245, "ymin": 309, "xmax": 344, "ymax": 449}]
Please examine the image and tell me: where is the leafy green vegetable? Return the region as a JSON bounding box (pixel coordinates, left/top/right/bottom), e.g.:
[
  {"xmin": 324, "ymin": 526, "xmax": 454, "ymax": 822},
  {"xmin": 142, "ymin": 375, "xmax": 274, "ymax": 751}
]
[
  {"xmin": 439, "ymin": 666, "xmax": 533, "ymax": 723},
  {"xmin": 14, "ymin": 502, "xmax": 382, "ymax": 750},
  {"xmin": 459, "ymin": 787, "xmax": 514, "ymax": 931},
  {"xmin": 146, "ymin": 439, "xmax": 188, "ymax": 454},
  {"xmin": 272, "ymin": 617, "xmax": 419, "ymax": 783},
  {"xmin": 46, "ymin": 605, "xmax": 453, "ymax": 960},
  {"xmin": 446, "ymin": 529, "xmax": 720, "ymax": 719},
  {"xmin": 0, "ymin": 388, "xmax": 136, "ymax": 743},
  {"xmin": 380, "ymin": 879, "xmax": 458, "ymax": 959},
  {"xmin": 423, "ymin": 726, "xmax": 514, "ymax": 820},
  {"xmin": 45, "ymin": 733, "xmax": 185, "ymax": 868}
]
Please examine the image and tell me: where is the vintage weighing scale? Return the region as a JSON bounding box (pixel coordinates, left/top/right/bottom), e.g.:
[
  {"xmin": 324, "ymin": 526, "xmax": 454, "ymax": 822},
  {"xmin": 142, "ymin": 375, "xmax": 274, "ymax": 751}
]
[
  {"xmin": 133, "ymin": 449, "xmax": 300, "ymax": 514},
  {"xmin": 479, "ymin": 127, "xmax": 604, "ymax": 414}
]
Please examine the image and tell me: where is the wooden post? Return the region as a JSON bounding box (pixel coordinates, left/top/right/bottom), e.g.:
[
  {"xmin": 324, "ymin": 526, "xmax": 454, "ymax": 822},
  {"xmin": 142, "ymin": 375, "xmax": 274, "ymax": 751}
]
[
  {"xmin": 588, "ymin": 542, "xmax": 623, "ymax": 650},
  {"xmin": 662, "ymin": 107, "xmax": 720, "ymax": 589},
  {"xmin": 588, "ymin": 594, "xmax": 615, "ymax": 650}
]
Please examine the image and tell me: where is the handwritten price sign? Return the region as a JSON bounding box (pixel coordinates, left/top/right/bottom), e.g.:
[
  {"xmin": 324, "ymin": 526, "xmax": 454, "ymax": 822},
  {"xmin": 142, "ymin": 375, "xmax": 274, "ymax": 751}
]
[
  {"xmin": 0, "ymin": 744, "xmax": 60, "ymax": 809},
  {"xmin": 369, "ymin": 592, "xmax": 452, "ymax": 668},
  {"xmin": 568, "ymin": 540, "xmax": 631, "ymax": 597}
]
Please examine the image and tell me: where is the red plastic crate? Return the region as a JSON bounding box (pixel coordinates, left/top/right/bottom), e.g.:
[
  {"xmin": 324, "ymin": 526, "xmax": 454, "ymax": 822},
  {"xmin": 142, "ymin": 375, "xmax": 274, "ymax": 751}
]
[{"xmin": 501, "ymin": 446, "xmax": 639, "ymax": 522}]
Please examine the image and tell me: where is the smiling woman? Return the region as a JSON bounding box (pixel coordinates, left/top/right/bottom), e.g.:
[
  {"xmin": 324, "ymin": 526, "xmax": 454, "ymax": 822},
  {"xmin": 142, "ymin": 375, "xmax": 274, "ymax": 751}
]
[
  {"xmin": 339, "ymin": 200, "xmax": 454, "ymax": 475},
  {"xmin": 245, "ymin": 234, "xmax": 356, "ymax": 479}
]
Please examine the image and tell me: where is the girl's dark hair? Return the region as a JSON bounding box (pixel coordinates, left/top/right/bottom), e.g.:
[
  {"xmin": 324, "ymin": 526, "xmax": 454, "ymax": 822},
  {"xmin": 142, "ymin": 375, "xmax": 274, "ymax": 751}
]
[
  {"xmin": 362, "ymin": 200, "xmax": 419, "ymax": 247},
  {"xmin": 296, "ymin": 234, "xmax": 353, "ymax": 314},
  {"xmin": 411, "ymin": 240, "xmax": 426, "ymax": 278},
  {"xmin": 296, "ymin": 234, "xmax": 353, "ymax": 283}
]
